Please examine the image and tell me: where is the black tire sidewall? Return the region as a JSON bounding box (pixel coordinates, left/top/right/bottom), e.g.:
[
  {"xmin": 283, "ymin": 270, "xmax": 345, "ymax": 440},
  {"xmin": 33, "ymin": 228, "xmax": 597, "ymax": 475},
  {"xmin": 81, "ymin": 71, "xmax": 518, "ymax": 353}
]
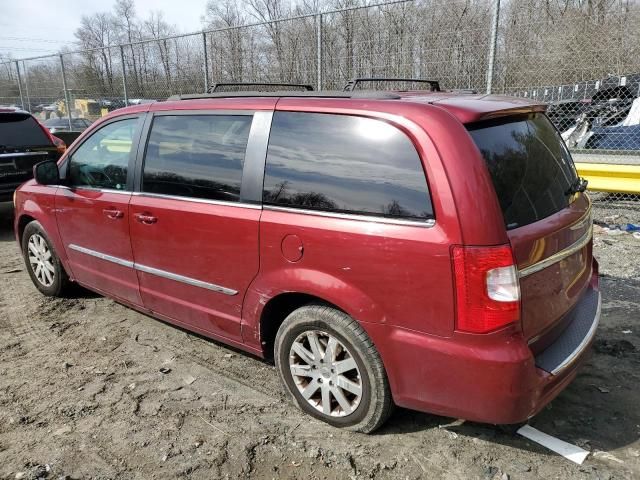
[
  {"xmin": 22, "ymin": 221, "xmax": 65, "ymax": 296},
  {"xmin": 276, "ymin": 311, "xmax": 375, "ymax": 429}
]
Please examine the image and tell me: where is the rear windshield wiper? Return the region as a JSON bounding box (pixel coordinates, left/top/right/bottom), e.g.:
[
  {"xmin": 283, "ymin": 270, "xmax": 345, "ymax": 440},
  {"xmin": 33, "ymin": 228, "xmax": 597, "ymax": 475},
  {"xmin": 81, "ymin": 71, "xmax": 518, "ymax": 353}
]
[{"xmin": 566, "ymin": 176, "xmax": 588, "ymax": 195}]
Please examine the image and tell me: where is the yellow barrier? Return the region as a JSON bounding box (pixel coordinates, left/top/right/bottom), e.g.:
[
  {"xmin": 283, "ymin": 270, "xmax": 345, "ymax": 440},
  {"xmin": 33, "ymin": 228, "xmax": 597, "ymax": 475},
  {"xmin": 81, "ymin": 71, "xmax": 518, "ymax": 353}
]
[{"xmin": 575, "ymin": 162, "xmax": 640, "ymax": 195}]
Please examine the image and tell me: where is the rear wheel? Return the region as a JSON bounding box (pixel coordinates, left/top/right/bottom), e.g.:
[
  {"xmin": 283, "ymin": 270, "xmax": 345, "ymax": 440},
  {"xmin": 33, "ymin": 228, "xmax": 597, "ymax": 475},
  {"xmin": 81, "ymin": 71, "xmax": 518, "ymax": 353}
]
[
  {"xmin": 22, "ymin": 221, "xmax": 69, "ymax": 297},
  {"xmin": 275, "ymin": 305, "xmax": 393, "ymax": 433}
]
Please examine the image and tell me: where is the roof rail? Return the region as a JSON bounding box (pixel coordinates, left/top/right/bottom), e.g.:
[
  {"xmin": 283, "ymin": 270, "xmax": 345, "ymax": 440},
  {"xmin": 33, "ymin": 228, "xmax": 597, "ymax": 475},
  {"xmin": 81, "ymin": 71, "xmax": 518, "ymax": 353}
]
[
  {"xmin": 344, "ymin": 78, "xmax": 441, "ymax": 92},
  {"xmin": 210, "ymin": 82, "xmax": 314, "ymax": 92},
  {"xmin": 167, "ymin": 90, "xmax": 402, "ymax": 101}
]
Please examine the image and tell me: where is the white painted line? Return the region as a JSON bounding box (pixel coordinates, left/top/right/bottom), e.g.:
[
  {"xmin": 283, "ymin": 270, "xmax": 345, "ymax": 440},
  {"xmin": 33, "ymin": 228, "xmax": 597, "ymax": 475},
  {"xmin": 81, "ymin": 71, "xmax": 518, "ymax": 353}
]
[{"xmin": 517, "ymin": 425, "xmax": 590, "ymax": 465}]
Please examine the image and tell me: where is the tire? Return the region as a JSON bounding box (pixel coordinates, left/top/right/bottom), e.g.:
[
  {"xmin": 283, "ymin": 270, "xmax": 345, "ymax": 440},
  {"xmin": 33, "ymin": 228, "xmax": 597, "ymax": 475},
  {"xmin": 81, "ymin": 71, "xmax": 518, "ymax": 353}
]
[
  {"xmin": 21, "ymin": 221, "xmax": 69, "ymax": 297},
  {"xmin": 275, "ymin": 304, "xmax": 393, "ymax": 433}
]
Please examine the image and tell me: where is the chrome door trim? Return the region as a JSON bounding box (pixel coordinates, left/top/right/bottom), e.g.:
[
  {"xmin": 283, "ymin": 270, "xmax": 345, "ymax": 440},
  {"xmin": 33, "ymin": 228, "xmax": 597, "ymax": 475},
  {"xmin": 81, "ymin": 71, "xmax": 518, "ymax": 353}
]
[
  {"xmin": 518, "ymin": 224, "xmax": 593, "ymax": 278},
  {"xmin": 68, "ymin": 243, "xmax": 237, "ymax": 296},
  {"xmin": 0, "ymin": 151, "xmax": 49, "ymax": 159},
  {"xmin": 263, "ymin": 205, "xmax": 436, "ymax": 228},
  {"xmin": 131, "ymin": 191, "xmax": 261, "ymax": 210},
  {"xmin": 58, "ymin": 185, "xmax": 132, "ymax": 195},
  {"xmin": 69, "ymin": 243, "xmax": 134, "ymax": 268},
  {"xmin": 134, "ymin": 263, "xmax": 238, "ymax": 296}
]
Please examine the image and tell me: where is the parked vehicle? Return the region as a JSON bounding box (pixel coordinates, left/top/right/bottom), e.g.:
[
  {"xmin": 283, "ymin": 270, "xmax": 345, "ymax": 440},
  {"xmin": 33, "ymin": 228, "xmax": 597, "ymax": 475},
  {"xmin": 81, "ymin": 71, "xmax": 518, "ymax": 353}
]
[
  {"xmin": 0, "ymin": 108, "xmax": 65, "ymax": 203},
  {"xmin": 13, "ymin": 81, "xmax": 599, "ymax": 433},
  {"xmin": 42, "ymin": 117, "xmax": 92, "ymax": 134}
]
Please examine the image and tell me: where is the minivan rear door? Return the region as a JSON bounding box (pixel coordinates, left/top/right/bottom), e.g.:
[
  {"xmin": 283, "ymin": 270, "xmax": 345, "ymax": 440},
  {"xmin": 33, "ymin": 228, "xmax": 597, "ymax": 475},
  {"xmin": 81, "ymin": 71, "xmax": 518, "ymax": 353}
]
[{"xmin": 468, "ymin": 113, "xmax": 593, "ymax": 346}]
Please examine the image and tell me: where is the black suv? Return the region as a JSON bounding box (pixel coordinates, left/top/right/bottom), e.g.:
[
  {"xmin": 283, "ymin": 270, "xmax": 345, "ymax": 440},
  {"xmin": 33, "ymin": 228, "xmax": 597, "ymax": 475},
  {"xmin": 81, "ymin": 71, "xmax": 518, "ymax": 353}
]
[{"xmin": 0, "ymin": 108, "xmax": 64, "ymax": 202}]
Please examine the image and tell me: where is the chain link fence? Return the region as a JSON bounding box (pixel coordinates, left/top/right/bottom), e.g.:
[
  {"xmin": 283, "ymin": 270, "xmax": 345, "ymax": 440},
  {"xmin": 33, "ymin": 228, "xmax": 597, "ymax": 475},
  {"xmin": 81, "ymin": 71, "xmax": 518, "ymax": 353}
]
[{"xmin": 1, "ymin": 0, "xmax": 639, "ymax": 224}]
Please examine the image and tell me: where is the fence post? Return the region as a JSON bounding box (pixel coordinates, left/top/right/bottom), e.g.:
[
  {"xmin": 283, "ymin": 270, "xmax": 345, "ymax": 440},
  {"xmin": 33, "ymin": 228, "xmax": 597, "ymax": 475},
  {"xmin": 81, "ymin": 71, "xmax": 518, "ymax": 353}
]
[
  {"xmin": 15, "ymin": 61, "xmax": 25, "ymax": 110},
  {"xmin": 120, "ymin": 46, "xmax": 129, "ymax": 105},
  {"xmin": 202, "ymin": 32, "xmax": 210, "ymax": 93},
  {"xmin": 316, "ymin": 14, "xmax": 323, "ymax": 90},
  {"xmin": 485, "ymin": 0, "xmax": 501, "ymax": 94},
  {"xmin": 22, "ymin": 61, "xmax": 31, "ymax": 113},
  {"xmin": 59, "ymin": 54, "xmax": 73, "ymax": 130}
]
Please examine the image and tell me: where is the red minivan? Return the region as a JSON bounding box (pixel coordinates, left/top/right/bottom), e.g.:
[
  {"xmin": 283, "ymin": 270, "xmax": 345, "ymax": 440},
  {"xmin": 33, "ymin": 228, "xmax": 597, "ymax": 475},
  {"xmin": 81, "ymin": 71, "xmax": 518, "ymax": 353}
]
[{"xmin": 13, "ymin": 82, "xmax": 599, "ymax": 433}]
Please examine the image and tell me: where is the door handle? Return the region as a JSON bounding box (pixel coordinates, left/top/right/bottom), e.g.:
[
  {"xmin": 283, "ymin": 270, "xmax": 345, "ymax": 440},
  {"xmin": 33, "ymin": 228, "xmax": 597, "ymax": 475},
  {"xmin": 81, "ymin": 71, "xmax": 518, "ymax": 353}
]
[
  {"xmin": 134, "ymin": 213, "xmax": 158, "ymax": 225},
  {"xmin": 103, "ymin": 208, "xmax": 124, "ymax": 219}
]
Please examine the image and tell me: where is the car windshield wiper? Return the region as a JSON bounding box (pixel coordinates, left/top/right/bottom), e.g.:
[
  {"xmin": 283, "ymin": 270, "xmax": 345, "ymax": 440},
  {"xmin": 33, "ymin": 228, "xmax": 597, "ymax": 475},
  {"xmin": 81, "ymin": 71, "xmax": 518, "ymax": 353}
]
[{"xmin": 566, "ymin": 176, "xmax": 588, "ymax": 195}]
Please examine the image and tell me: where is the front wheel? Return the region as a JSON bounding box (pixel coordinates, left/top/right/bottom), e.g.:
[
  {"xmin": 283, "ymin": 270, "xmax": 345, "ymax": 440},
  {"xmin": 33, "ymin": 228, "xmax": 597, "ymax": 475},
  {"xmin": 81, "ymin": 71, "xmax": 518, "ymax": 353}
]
[
  {"xmin": 275, "ymin": 305, "xmax": 393, "ymax": 433},
  {"xmin": 22, "ymin": 221, "xmax": 69, "ymax": 297}
]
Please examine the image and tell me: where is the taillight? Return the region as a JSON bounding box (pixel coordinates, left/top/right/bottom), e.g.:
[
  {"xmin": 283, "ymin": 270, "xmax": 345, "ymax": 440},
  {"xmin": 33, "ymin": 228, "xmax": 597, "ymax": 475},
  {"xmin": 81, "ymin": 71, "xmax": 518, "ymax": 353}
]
[
  {"xmin": 52, "ymin": 135, "xmax": 66, "ymax": 154},
  {"xmin": 35, "ymin": 119, "xmax": 65, "ymax": 153},
  {"xmin": 452, "ymin": 245, "xmax": 520, "ymax": 333}
]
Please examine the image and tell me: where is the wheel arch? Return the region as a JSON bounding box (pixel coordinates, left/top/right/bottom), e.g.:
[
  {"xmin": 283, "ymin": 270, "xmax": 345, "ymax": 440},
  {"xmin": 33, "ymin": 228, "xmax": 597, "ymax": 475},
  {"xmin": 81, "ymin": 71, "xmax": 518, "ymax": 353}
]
[
  {"xmin": 258, "ymin": 292, "xmax": 344, "ymax": 360},
  {"xmin": 17, "ymin": 214, "xmax": 36, "ymax": 246}
]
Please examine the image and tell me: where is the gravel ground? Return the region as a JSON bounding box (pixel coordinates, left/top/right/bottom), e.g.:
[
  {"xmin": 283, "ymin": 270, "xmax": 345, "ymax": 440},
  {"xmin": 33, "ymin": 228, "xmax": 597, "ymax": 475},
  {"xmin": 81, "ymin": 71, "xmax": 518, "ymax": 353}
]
[{"xmin": 0, "ymin": 200, "xmax": 639, "ymax": 480}]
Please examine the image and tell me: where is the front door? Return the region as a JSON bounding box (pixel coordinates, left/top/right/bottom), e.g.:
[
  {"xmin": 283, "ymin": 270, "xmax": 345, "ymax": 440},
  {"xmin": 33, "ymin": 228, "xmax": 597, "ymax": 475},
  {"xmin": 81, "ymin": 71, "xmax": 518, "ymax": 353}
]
[
  {"xmin": 56, "ymin": 116, "xmax": 144, "ymax": 305},
  {"xmin": 128, "ymin": 112, "xmax": 263, "ymax": 341}
]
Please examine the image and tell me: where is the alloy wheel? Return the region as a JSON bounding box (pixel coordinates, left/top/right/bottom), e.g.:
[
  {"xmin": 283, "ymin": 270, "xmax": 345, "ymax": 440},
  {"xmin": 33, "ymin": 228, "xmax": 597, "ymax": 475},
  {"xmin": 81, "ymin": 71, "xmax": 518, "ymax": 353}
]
[
  {"xmin": 289, "ymin": 330, "xmax": 363, "ymax": 417},
  {"xmin": 27, "ymin": 234, "xmax": 55, "ymax": 287}
]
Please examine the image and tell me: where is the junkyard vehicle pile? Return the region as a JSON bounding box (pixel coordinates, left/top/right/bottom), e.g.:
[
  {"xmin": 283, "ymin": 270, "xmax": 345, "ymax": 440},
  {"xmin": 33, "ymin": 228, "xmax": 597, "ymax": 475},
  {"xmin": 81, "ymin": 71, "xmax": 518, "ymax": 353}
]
[{"xmin": 547, "ymin": 85, "xmax": 640, "ymax": 151}]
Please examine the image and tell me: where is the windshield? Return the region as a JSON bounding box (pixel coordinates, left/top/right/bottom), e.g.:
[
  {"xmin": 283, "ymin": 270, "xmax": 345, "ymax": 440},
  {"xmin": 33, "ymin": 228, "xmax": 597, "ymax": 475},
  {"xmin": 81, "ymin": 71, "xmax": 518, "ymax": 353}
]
[
  {"xmin": 468, "ymin": 113, "xmax": 579, "ymax": 229},
  {"xmin": 0, "ymin": 113, "xmax": 51, "ymax": 148}
]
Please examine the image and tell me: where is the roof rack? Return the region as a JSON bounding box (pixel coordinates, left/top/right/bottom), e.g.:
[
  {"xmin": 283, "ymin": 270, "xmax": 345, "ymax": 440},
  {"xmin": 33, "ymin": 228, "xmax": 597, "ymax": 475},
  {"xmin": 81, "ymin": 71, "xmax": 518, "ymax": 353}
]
[
  {"xmin": 344, "ymin": 78, "xmax": 441, "ymax": 92},
  {"xmin": 210, "ymin": 82, "xmax": 314, "ymax": 92},
  {"xmin": 167, "ymin": 90, "xmax": 402, "ymax": 101}
]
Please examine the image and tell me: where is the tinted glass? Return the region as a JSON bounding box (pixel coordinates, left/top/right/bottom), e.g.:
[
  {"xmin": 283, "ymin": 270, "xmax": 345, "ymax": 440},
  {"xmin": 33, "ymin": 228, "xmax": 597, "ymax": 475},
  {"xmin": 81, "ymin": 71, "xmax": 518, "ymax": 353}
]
[
  {"xmin": 0, "ymin": 113, "xmax": 51, "ymax": 147},
  {"xmin": 69, "ymin": 118, "xmax": 137, "ymax": 190},
  {"xmin": 468, "ymin": 113, "xmax": 578, "ymax": 229},
  {"xmin": 263, "ymin": 112, "xmax": 433, "ymax": 220},
  {"xmin": 142, "ymin": 115, "xmax": 252, "ymax": 202}
]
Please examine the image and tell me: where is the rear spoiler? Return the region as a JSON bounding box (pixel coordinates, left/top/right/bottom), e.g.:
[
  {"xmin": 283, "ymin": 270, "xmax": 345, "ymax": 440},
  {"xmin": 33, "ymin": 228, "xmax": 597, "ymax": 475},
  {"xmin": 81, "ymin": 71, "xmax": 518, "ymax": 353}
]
[{"xmin": 477, "ymin": 104, "xmax": 548, "ymax": 121}]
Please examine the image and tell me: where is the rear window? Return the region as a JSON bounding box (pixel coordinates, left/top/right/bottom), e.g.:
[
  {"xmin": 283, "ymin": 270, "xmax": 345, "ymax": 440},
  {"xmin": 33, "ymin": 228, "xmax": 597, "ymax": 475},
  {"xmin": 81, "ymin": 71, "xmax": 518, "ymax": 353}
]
[
  {"xmin": 263, "ymin": 112, "xmax": 433, "ymax": 221},
  {"xmin": 468, "ymin": 113, "xmax": 579, "ymax": 229},
  {"xmin": 0, "ymin": 113, "xmax": 51, "ymax": 147}
]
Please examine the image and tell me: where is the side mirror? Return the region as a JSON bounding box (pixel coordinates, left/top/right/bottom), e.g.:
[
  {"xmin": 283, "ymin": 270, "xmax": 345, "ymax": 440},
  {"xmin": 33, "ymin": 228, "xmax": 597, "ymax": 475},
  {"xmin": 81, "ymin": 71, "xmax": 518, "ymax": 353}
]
[{"xmin": 33, "ymin": 160, "xmax": 61, "ymax": 185}]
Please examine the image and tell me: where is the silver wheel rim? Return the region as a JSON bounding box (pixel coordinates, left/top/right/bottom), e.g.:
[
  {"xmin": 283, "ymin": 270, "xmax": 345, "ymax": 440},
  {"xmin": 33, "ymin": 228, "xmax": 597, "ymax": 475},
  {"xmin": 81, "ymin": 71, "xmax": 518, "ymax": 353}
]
[
  {"xmin": 27, "ymin": 234, "xmax": 55, "ymax": 287},
  {"xmin": 289, "ymin": 330, "xmax": 363, "ymax": 417}
]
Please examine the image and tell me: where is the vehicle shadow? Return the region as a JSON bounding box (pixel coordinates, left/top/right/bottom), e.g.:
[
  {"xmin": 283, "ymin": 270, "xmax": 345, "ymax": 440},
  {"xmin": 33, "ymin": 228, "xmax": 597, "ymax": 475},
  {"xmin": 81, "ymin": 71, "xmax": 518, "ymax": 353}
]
[
  {"xmin": 376, "ymin": 363, "xmax": 639, "ymax": 456},
  {"xmin": 3, "ymin": 200, "xmax": 637, "ymax": 457},
  {"xmin": 375, "ymin": 277, "xmax": 640, "ymax": 455}
]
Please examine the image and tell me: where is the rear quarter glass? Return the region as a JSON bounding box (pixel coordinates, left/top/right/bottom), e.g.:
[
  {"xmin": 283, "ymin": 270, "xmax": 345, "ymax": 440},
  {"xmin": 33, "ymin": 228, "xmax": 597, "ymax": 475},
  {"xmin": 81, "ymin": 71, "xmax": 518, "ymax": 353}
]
[{"xmin": 467, "ymin": 113, "xmax": 579, "ymax": 230}]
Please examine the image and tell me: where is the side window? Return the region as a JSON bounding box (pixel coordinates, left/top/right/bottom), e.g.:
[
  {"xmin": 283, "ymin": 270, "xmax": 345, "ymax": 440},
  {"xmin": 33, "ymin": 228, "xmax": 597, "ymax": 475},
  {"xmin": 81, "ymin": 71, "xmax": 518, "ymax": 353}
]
[
  {"xmin": 68, "ymin": 118, "xmax": 138, "ymax": 190},
  {"xmin": 263, "ymin": 112, "xmax": 433, "ymax": 221},
  {"xmin": 142, "ymin": 114, "xmax": 252, "ymax": 202}
]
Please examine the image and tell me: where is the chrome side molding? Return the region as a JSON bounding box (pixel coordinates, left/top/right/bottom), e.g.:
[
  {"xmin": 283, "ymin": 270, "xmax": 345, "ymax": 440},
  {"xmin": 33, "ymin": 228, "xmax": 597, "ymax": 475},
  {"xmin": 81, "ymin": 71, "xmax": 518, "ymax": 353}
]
[
  {"xmin": 135, "ymin": 263, "xmax": 238, "ymax": 296},
  {"xmin": 69, "ymin": 244, "xmax": 134, "ymax": 268},
  {"xmin": 68, "ymin": 243, "xmax": 237, "ymax": 296}
]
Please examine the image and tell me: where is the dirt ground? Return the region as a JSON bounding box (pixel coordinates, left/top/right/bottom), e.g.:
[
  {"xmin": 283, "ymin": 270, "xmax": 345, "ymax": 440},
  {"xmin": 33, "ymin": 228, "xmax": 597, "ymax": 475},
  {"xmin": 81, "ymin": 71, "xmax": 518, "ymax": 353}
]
[{"xmin": 0, "ymin": 201, "xmax": 639, "ymax": 480}]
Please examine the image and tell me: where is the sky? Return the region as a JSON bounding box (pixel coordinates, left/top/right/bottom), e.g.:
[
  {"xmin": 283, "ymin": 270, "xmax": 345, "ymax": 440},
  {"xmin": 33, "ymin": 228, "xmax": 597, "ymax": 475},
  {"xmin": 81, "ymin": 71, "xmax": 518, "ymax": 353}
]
[{"xmin": 0, "ymin": 0, "xmax": 209, "ymax": 59}]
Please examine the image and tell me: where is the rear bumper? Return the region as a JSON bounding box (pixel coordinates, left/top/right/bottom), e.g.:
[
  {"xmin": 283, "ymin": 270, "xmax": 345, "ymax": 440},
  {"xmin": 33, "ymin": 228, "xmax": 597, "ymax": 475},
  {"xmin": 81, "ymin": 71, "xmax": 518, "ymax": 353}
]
[{"xmin": 363, "ymin": 272, "xmax": 601, "ymax": 424}]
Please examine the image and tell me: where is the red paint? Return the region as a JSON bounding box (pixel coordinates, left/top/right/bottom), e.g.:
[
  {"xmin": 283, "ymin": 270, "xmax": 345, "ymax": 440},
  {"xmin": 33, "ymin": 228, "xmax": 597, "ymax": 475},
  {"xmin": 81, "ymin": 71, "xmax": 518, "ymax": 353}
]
[
  {"xmin": 55, "ymin": 187, "xmax": 141, "ymax": 305},
  {"xmin": 128, "ymin": 195, "xmax": 260, "ymax": 342},
  {"xmin": 14, "ymin": 90, "xmax": 596, "ymax": 425}
]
